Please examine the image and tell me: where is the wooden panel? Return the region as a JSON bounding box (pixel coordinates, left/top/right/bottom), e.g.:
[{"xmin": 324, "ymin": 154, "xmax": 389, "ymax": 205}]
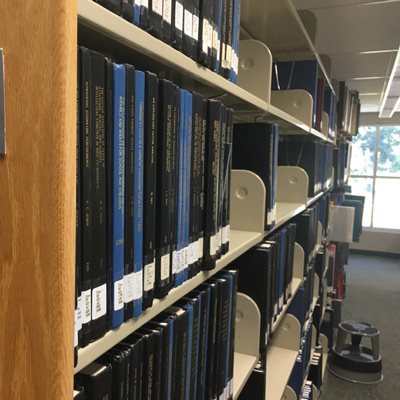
[{"xmin": 0, "ymin": 0, "xmax": 77, "ymax": 398}]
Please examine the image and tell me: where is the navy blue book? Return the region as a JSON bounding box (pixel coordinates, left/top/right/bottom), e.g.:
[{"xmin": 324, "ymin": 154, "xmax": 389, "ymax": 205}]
[
  {"xmin": 183, "ymin": 91, "xmax": 193, "ymax": 283},
  {"xmin": 110, "ymin": 63, "xmax": 126, "ymax": 329},
  {"xmin": 229, "ymin": 0, "xmax": 241, "ymax": 83},
  {"xmin": 170, "ymin": 85, "xmax": 180, "ymax": 286},
  {"xmin": 271, "ymin": 60, "xmax": 318, "ymax": 128},
  {"xmin": 132, "ymin": 70, "xmax": 145, "ymax": 317},
  {"xmin": 148, "ymin": 0, "xmax": 163, "ymax": 38},
  {"xmin": 134, "ymin": 0, "xmax": 140, "ymax": 25},
  {"xmin": 143, "ymin": 71, "xmax": 158, "ymax": 310},
  {"xmin": 94, "ymin": 0, "xmax": 121, "ymax": 15},
  {"xmin": 175, "ymin": 88, "xmax": 186, "ymax": 287},
  {"xmin": 123, "ymin": 64, "xmax": 136, "ymax": 322}
]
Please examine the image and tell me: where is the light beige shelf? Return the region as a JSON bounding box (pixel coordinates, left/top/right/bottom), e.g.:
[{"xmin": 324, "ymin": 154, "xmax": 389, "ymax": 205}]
[
  {"xmin": 233, "ymin": 352, "xmax": 259, "ymax": 400},
  {"xmin": 240, "ymin": 0, "xmax": 335, "ymax": 95},
  {"xmin": 78, "ymin": 0, "xmax": 268, "ymax": 116},
  {"xmin": 266, "ymin": 314, "xmax": 301, "ymax": 400},
  {"xmin": 75, "ymin": 229, "xmax": 262, "ymax": 373}
]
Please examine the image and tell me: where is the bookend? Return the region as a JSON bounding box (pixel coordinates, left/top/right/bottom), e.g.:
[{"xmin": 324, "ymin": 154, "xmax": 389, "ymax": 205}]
[
  {"xmin": 282, "ymin": 385, "xmax": 297, "ymax": 400},
  {"xmin": 277, "ymin": 166, "xmax": 309, "ymax": 205},
  {"xmin": 237, "ymin": 40, "xmax": 272, "ymax": 104},
  {"xmin": 271, "ymin": 89, "xmax": 313, "ymax": 129},
  {"xmin": 230, "ymin": 169, "xmax": 266, "ymax": 236},
  {"xmin": 321, "ymin": 111, "xmax": 329, "ymax": 137}
]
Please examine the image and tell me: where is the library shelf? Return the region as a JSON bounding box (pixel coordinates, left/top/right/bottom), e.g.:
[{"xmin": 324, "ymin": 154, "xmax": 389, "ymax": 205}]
[
  {"xmin": 233, "ymin": 352, "xmax": 259, "ymax": 400},
  {"xmin": 234, "ymin": 293, "xmax": 261, "ymax": 399},
  {"xmin": 77, "ymin": 0, "xmax": 268, "ymax": 116},
  {"xmin": 265, "ymin": 313, "xmax": 301, "ymax": 400},
  {"xmin": 240, "ymin": 0, "xmax": 335, "ymax": 96},
  {"xmin": 75, "ymin": 229, "xmax": 262, "ymax": 373}
]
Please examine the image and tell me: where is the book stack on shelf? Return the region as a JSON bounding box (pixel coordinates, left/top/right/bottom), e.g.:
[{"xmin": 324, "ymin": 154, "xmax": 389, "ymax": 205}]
[
  {"xmin": 337, "ymin": 81, "xmax": 361, "ymax": 136},
  {"xmin": 75, "ymin": 45, "xmax": 234, "ymax": 354},
  {"xmin": 93, "ymin": 0, "xmax": 242, "ymax": 83},
  {"xmin": 75, "ymin": 270, "xmax": 238, "ymax": 400}
]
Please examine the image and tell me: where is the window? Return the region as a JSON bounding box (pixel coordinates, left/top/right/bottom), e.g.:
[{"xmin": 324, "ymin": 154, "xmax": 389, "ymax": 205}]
[{"xmin": 348, "ymin": 125, "xmax": 400, "ymax": 230}]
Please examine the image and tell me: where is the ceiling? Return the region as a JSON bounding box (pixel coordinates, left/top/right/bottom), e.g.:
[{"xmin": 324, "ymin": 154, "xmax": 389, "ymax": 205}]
[{"xmin": 292, "ymin": 0, "xmax": 400, "ymax": 113}]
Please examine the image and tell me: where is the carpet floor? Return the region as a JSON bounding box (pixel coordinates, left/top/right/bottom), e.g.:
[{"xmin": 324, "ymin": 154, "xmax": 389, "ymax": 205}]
[{"xmin": 320, "ymin": 253, "xmax": 400, "ymax": 400}]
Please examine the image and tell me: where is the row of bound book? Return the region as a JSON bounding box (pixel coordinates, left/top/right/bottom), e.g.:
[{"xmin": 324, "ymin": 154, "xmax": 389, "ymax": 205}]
[
  {"xmin": 75, "ymin": 46, "xmax": 234, "ymax": 357},
  {"xmin": 74, "ymin": 270, "xmax": 238, "ymax": 400},
  {"xmin": 230, "ymin": 222, "xmax": 297, "ymax": 356},
  {"xmin": 94, "ymin": 0, "xmax": 241, "ymax": 83},
  {"xmin": 278, "ymin": 139, "xmax": 334, "ymax": 198},
  {"xmin": 287, "ymin": 318, "xmax": 314, "ymax": 399}
]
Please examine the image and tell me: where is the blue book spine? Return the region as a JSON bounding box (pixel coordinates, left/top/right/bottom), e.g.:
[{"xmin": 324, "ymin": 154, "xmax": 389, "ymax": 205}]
[
  {"xmin": 183, "ymin": 91, "xmax": 192, "ymax": 283},
  {"xmin": 134, "ymin": 0, "xmax": 140, "ymax": 25},
  {"xmin": 278, "ymin": 229, "xmax": 286, "ymax": 314},
  {"xmin": 185, "ymin": 303, "xmax": 194, "ymax": 400},
  {"xmin": 133, "ymin": 70, "xmax": 145, "ymax": 317},
  {"xmin": 271, "ymin": 124, "xmax": 278, "ymax": 227},
  {"xmin": 230, "ymin": 0, "xmax": 241, "ymax": 83},
  {"xmin": 111, "ymin": 63, "xmax": 126, "ymax": 329},
  {"xmin": 168, "ymin": 317, "xmax": 174, "ymax": 400},
  {"xmin": 202, "ymin": 287, "xmax": 211, "ymax": 400},
  {"xmin": 175, "ymin": 89, "xmax": 186, "ymax": 287},
  {"xmin": 216, "ymin": 0, "xmax": 223, "ymax": 74},
  {"xmin": 193, "ymin": 294, "xmax": 201, "ymax": 397},
  {"xmin": 222, "ymin": 274, "xmax": 233, "ymax": 397}
]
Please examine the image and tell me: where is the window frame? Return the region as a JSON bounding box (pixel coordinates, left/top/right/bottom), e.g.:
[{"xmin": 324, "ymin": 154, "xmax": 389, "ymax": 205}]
[{"xmin": 349, "ymin": 124, "xmax": 400, "ymax": 232}]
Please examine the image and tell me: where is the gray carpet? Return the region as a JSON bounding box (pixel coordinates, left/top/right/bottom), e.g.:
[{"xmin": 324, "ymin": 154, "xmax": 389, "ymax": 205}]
[{"xmin": 320, "ymin": 253, "xmax": 400, "ymax": 400}]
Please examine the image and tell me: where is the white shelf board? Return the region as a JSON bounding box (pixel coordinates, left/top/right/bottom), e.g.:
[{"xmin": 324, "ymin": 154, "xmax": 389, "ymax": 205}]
[
  {"xmin": 271, "ymin": 276, "xmax": 302, "ymax": 334},
  {"xmin": 78, "ymin": 0, "xmax": 268, "ymax": 116},
  {"xmin": 75, "ymin": 229, "xmax": 262, "ymax": 373},
  {"xmin": 265, "ymin": 202, "xmax": 305, "ymax": 236},
  {"xmin": 306, "ymin": 190, "xmax": 328, "ymax": 208},
  {"xmin": 265, "ymin": 347, "xmax": 299, "ymax": 400},
  {"xmin": 233, "ymin": 352, "xmax": 259, "ymax": 400}
]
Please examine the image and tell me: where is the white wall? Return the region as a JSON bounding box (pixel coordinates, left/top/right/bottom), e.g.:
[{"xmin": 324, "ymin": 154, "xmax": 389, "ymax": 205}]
[
  {"xmin": 350, "ymin": 112, "xmax": 400, "ymax": 254},
  {"xmin": 350, "ymin": 229, "xmax": 400, "ymax": 254}
]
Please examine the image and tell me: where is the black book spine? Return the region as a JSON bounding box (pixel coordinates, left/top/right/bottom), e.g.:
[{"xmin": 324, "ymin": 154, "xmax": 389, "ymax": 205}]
[
  {"xmin": 140, "ymin": 0, "xmax": 150, "ymax": 29},
  {"xmin": 202, "ymin": 100, "xmax": 221, "ymax": 270},
  {"xmin": 99, "ymin": 351, "xmax": 127, "ymax": 400},
  {"xmin": 197, "ymin": 0, "xmax": 209, "ymax": 65},
  {"xmin": 143, "ymin": 71, "xmax": 159, "ymax": 310},
  {"xmin": 222, "ymin": 107, "xmax": 233, "ymax": 255},
  {"xmin": 148, "ymin": 0, "xmax": 163, "ymax": 38},
  {"xmin": 79, "ymin": 47, "xmax": 92, "ymax": 347},
  {"xmin": 135, "ymin": 331, "xmax": 156, "ymax": 400},
  {"xmin": 161, "ymin": 0, "xmax": 173, "ymax": 43},
  {"xmin": 155, "ymin": 79, "xmax": 173, "ymax": 299},
  {"xmin": 188, "ymin": 92, "xmax": 203, "ymax": 278},
  {"xmin": 76, "ymin": 362, "xmax": 113, "ymax": 400},
  {"xmin": 75, "ymin": 48, "xmax": 82, "ymax": 363},
  {"xmin": 114, "ymin": 345, "xmax": 133, "ymax": 400},
  {"xmin": 221, "ymin": 0, "xmax": 233, "ymax": 78},
  {"xmin": 95, "ymin": 0, "xmax": 121, "ymax": 15},
  {"xmin": 217, "ymin": 105, "xmax": 226, "ymax": 260},
  {"xmin": 172, "ymin": 0, "xmax": 184, "ymax": 51},
  {"xmin": 170, "ymin": 86, "xmax": 180, "ymax": 285},
  {"xmin": 105, "ymin": 58, "xmax": 114, "ymax": 332},
  {"xmin": 209, "ymin": 0, "xmax": 219, "ymax": 71},
  {"xmin": 90, "ymin": 50, "xmax": 107, "ymax": 341},
  {"xmin": 192, "ymin": 0, "xmax": 200, "ymax": 60},
  {"xmin": 182, "ymin": 0, "xmax": 195, "ymax": 58},
  {"xmin": 121, "ymin": 0, "xmax": 135, "ymax": 22},
  {"xmin": 124, "ymin": 64, "xmax": 136, "ymax": 322}
]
